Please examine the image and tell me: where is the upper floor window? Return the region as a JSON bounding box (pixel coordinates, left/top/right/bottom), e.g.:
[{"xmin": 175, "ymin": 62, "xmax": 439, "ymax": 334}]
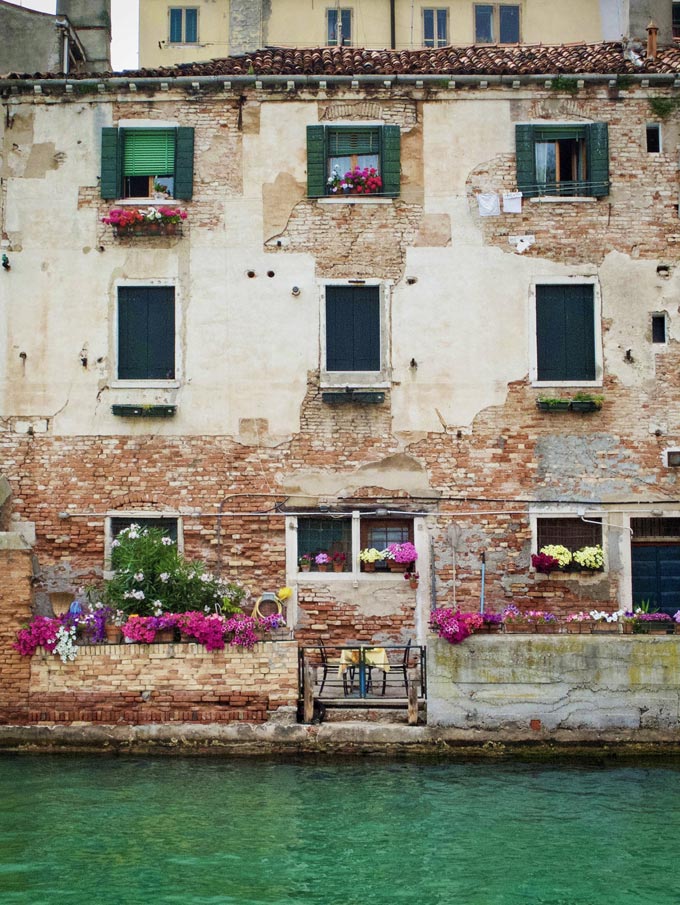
[
  {"xmin": 674, "ymin": 2, "xmax": 680, "ymax": 39},
  {"xmin": 327, "ymin": 8, "xmax": 352, "ymax": 45},
  {"xmin": 515, "ymin": 123, "xmax": 609, "ymax": 198},
  {"xmin": 117, "ymin": 286, "xmax": 175, "ymax": 381},
  {"xmin": 100, "ymin": 127, "xmax": 194, "ymax": 200},
  {"xmin": 474, "ymin": 4, "xmax": 520, "ymax": 43},
  {"xmin": 423, "ymin": 8, "xmax": 448, "ymax": 47},
  {"xmin": 169, "ymin": 7, "xmax": 198, "ymax": 44},
  {"xmin": 325, "ymin": 285, "xmax": 381, "ymax": 373},
  {"xmin": 534, "ymin": 284, "xmax": 596, "ymax": 384},
  {"xmin": 306, "ymin": 124, "xmax": 401, "ymax": 198}
]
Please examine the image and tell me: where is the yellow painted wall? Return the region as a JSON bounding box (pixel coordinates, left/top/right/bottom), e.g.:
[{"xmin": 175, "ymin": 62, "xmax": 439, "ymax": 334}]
[
  {"xmin": 139, "ymin": 0, "xmax": 607, "ymax": 68},
  {"xmin": 139, "ymin": 0, "xmax": 230, "ymax": 69}
]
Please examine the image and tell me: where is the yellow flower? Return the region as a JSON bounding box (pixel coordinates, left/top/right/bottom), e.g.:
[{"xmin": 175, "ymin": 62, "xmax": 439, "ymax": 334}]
[{"xmin": 277, "ymin": 586, "xmax": 292, "ymax": 601}]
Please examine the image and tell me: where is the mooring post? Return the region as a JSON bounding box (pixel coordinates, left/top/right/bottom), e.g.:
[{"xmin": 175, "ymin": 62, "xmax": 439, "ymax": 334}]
[
  {"xmin": 407, "ymin": 667, "xmax": 419, "ymax": 725},
  {"xmin": 303, "ymin": 662, "xmax": 315, "ymax": 724}
]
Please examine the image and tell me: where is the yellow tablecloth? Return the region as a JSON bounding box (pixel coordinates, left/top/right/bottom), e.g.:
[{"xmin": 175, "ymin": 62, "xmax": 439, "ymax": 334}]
[{"xmin": 338, "ymin": 647, "xmax": 390, "ymax": 677}]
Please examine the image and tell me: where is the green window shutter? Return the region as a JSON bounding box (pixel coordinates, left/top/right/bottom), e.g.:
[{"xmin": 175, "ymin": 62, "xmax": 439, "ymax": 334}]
[
  {"xmin": 118, "ymin": 287, "xmax": 175, "ymax": 380},
  {"xmin": 307, "ymin": 125, "xmax": 326, "ymax": 197},
  {"xmin": 101, "ymin": 127, "xmax": 122, "ymax": 199},
  {"xmin": 123, "ymin": 129, "xmax": 175, "ymax": 176},
  {"xmin": 328, "ymin": 127, "xmax": 380, "ymax": 156},
  {"xmin": 174, "ymin": 126, "xmax": 194, "ymax": 200},
  {"xmin": 326, "ymin": 286, "xmax": 380, "ymax": 371},
  {"xmin": 381, "ymin": 125, "xmax": 400, "ymax": 197},
  {"xmin": 587, "ymin": 122, "xmax": 609, "ymax": 198},
  {"xmin": 536, "ymin": 284, "xmax": 595, "ymax": 381},
  {"xmin": 515, "ymin": 124, "xmax": 537, "ymax": 198}
]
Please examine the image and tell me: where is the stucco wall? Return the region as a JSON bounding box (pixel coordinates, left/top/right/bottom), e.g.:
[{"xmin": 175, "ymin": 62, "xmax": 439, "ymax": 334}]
[
  {"xmin": 0, "ymin": 5, "xmax": 62, "ymax": 76},
  {"xmin": 428, "ymin": 635, "xmax": 680, "ymax": 731}
]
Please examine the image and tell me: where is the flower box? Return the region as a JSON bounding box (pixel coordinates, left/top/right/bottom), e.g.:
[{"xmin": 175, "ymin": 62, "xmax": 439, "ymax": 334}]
[
  {"xmin": 504, "ymin": 623, "xmax": 535, "ymax": 633},
  {"xmin": 536, "ymin": 400, "xmax": 571, "ymax": 412},
  {"xmin": 111, "ymin": 405, "xmax": 176, "ymax": 419},
  {"xmin": 570, "ymin": 400, "xmax": 600, "ymax": 413},
  {"xmin": 114, "ymin": 222, "xmax": 182, "ymax": 238}
]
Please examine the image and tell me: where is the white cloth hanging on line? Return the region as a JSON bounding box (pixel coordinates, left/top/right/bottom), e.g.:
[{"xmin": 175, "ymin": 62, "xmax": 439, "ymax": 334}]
[{"xmin": 503, "ymin": 191, "xmax": 523, "ymax": 214}]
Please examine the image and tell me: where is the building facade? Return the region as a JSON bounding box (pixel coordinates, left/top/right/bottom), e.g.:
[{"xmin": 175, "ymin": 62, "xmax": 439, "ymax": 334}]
[
  {"xmin": 138, "ymin": 0, "xmax": 675, "ymax": 69},
  {"xmin": 2, "ymin": 41, "xmax": 680, "ymax": 647}
]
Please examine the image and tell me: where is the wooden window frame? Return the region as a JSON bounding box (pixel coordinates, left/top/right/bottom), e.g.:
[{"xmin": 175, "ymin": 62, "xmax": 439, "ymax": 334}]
[
  {"xmin": 320, "ymin": 281, "xmax": 390, "ymax": 388},
  {"xmin": 515, "ymin": 123, "xmax": 609, "ymax": 199},
  {"xmin": 116, "ymin": 284, "xmax": 177, "ymax": 383},
  {"xmin": 294, "ymin": 514, "xmax": 415, "ymax": 575},
  {"xmin": 306, "ymin": 124, "xmax": 401, "ymax": 199},
  {"xmin": 326, "ymin": 7, "xmax": 352, "ymax": 45},
  {"xmin": 423, "ymin": 8, "xmax": 449, "ymax": 47},
  {"xmin": 474, "ymin": 4, "xmax": 520, "ymax": 43},
  {"xmin": 169, "ymin": 7, "xmax": 199, "ymax": 44}
]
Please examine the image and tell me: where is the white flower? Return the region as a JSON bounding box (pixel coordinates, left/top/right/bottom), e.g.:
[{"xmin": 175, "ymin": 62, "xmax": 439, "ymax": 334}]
[
  {"xmin": 161, "ymin": 536, "xmax": 174, "ymax": 546},
  {"xmin": 134, "ymin": 572, "xmax": 144, "ymax": 582},
  {"xmin": 54, "ymin": 625, "xmax": 78, "ymax": 663},
  {"xmin": 159, "ymin": 572, "xmax": 170, "ymax": 583},
  {"xmin": 111, "ymin": 539, "xmax": 120, "ymax": 548}
]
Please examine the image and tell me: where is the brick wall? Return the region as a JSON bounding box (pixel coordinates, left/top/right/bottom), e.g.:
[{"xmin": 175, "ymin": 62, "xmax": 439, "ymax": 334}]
[
  {"xmin": 0, "ymin": 541, "xmax": 33, "ymax": 723},
  {"xmin": 27, "ymin": 639, "xmax": 298, "ymax": 725}
]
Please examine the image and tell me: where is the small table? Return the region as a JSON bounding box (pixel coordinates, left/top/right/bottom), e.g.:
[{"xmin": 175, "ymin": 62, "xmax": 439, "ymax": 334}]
[{"xmin": 338, "ymin": 647, "xmax": 390, "ymax": 696}]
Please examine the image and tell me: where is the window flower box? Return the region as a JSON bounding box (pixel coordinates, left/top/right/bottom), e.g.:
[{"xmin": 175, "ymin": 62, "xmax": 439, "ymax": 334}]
[
  {"xmin": 111, "ymin": 405, "xmax": 176, "ymax": 418},
  {"xmin": 536, "ymin": 397, "xmax": 571, "ymax": 412},
  {"xmin": 103, "ymin": 207, "xmax": 187, "ymax": 238}
]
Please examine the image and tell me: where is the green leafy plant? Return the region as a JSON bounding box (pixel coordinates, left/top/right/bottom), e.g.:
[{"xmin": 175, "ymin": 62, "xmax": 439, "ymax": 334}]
[
  {"xmin": 550, "ymin": 76, "xmax": 579, "ymax": 95},
  {"xmin": 105, "ymin": 524, "xmax": 246, "ymax": 617},
  {"xmin": 648, "ymin": 96, "xmax": 680, "ymax": 120},
  {"xmin": 537, "ymin": 396, "xmax": 571, "ymax": 408},
  {"xmin": 572, "ymin": 392, "xmax": 604, "ymax": 408}
]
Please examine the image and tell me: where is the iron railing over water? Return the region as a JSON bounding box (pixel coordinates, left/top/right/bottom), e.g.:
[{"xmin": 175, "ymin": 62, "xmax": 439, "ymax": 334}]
[{"xmin": 298, "ymin": 644, "xmax": 427, "ymax": 702}]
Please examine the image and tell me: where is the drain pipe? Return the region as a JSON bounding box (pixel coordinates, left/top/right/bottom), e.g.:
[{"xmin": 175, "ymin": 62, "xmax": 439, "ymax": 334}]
[
  {"xmin": 480, "ymin": 551, "xmax": 486, "ymax": 614},
  {"xmin": 389, "ymin": 0, "xmax": 396, "ymax": 49}
]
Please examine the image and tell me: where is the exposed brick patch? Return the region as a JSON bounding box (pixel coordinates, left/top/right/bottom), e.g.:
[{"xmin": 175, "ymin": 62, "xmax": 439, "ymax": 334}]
[{"xmin": 0, "ymin": 548, "xmax": 33, "ymax": 724}]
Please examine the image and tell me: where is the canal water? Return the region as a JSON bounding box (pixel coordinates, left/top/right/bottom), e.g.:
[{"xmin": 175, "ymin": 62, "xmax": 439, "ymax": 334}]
[{"xmin": 0, "ymin": 755, "xmax": 677, "ymax": 904}]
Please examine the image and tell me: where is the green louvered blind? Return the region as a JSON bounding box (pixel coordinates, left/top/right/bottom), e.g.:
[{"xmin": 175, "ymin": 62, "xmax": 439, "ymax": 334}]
[
  {"xmin": 123, "ymin": 129, "xmax": 175, "ymax": 176},
  {"xmin": 327, "ymin": 128, "xmax": 380, "ymax": 156},
  {"xmin": 536, "ymin": 284, "xmax": 596, "ymax": 382}
]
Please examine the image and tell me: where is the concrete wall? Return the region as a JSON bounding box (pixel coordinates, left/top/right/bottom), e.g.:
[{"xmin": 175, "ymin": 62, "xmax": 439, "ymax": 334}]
[
  {"xmin": 428, "ymin": 635, "xmax": 680, "ymax": 731},
  {"xmin": 139, "ymin": 0, "xmax": 231, "ymax": 69},
  {"xmin": 56, "ymin": 0, "xmax": 112, "ymax": 73},
  {"xmin": 26, "ymin": 639, "xmax": 299, "ymax": 724}
]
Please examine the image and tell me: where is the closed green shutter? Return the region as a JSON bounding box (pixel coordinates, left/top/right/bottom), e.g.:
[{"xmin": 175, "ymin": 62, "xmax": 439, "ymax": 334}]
[
  {"xmin": 587, "ymin": 122, "xmax": 609, "ymax": 198},
  {"xmin": 326, "ymin": 286, "xmax": 380, "ymax": 371},
  {"xmin": 118, "ymin": 287, "xmax": 175, "ymax": 380},
  {"xmin": 381, "ymin": 125, "xmax": 400, "ymax": 197},
  {"xmin": 123, "ymin": 129, "xmax": 175, "ymax": 175},
  {"xmin": 515, "ymin": 124, "xmax": 537, "ymax": 198},
  {"xmin": 327, "ymin": 127, "xmax": 380, "ymax": 156},
  {"xmin": 536, "ymin": 284, "xmax": 595, "ymax": 382},
  {"xmin": 174, "ymin": 127, "xmax": 194, "ymax": 199},
  {"xmin": 307, "ymin": 125, "xmax": 326, "ymax": 197},
  {"xmin": 101, "ymin": 127, "xmax": 122, "ymax": 199}
]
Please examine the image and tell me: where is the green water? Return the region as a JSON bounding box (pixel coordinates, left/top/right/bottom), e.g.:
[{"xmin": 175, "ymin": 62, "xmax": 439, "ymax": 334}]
[{"xmin": 1, "ymin": 756, "xmax": 678, "ymax": 904}]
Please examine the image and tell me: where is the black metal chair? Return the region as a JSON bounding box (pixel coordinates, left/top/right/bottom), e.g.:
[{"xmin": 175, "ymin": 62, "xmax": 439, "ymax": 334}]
[
  {"xmin": 381, "ymin": 640, "xmax": 413, "ymax": 695},
  {"xmin": 318, "ymin": 640, "xmax": 350, "ymax": 696}
]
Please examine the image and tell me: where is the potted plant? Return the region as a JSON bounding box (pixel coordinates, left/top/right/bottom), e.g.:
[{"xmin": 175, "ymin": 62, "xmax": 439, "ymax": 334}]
[
  {"xmin": 299, "ymin": 554, "xmax": 312, "ymax": 572},
  {"xmin": 589, "ymin": 609, "xmax": 620, "ymax": 633},
  {"xmin": 315, "ymin": 552, "xmax": 330, "ymax": 572},
  {"xmin": 531, "ymin": 552, "xmax": 561, "ymax": 574},
  {"xmin": 385, "ymin": 541, "xmax": 418, "ymax": 572},
  {"xmin": 566, "ymin": 611, "xmax": 592, "ymax": 633},
  {"xmin": 404, "ymin": 571, "xmax": 419, "ymax": 590},
  {"xmin": 502, "ymin": 605, "xmax": 534, "ymax": 633},
  {"xmin": 538, "ymin": 544, "xmax": 573, "ymax": 570},
  {"xmin": 572, "ymin": 544, "xmax": 604, "ymax": 571},
  {"xmin": 570, "ymin": 392, "xmax": 604, "ymax": 413},
  {"xmin": 634, "ymin": 611, "xmax": 673, "ymax": 634},
  {"xmin": 332, "ymin": 551, "xmax": 347, "ymax": 573},
  {"xmin": 536, "ymin": 396, "xmax": 571, "ymax": 412},
  {"xmin": 327, "ymin": 165, "xmax": 383, "ymax": 195},
  {"xmin": 359, "ymin": 547, "xmax": 386, "ymax": 572},
  {"xmin": 532, "ymin": 611, "xmax": 560, "ymax": 633},
  {"xmin": 481, "ymin": 612, "xmax": 503, "ymax": 633}
]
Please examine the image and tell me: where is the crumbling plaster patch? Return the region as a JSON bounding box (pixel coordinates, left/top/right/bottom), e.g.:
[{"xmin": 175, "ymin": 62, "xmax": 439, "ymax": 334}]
[
  {"xmin": 263, "ymin": 172, "xmax": 306, "ymax": 244},
  {"xmin": 281, "ymin": 451, "xmax": 435, "ymax": 500}
]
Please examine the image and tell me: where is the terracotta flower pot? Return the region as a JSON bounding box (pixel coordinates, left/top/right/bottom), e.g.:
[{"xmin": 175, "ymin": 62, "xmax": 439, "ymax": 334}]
[
  {"xmin": 363, "ymin": 562, "xmax": 376, "ymax": 572},
  {"xmin": 333, "ymin": 563, "xmax": 344, "ymax": 573},
  {"xmin": 317, "ymin": 564, "xmax": 328, "ymax": 572},
  {"xmin": 535, "ymin": 624, "xmax": 559, "ymax": 634},
  {"xmin": 504, "ymin": 623, "xmax": 534, "ymax": 633},
  {"xmin": 409, "ymin": 579, "xmax": 419, "ymax": 590},
  {"xmin": 154, "ymin": 629, "xmax": 175, "ymax": 643},
  {"xmin": 105, "ymin": 624, "xmax": 122, "ymax": 644},
  {"xmin": 388, "ymin": 561, "xmax": 408, "ymax": 572}
]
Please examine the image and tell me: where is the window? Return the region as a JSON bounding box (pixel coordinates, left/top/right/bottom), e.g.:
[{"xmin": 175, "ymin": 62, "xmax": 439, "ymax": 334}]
[
  {"xmin": 306, "ymin": 124, "xmax": 400, "ymax": 198},
  {"xmin": 296, "ymin": 514, "xmax": 415, "ymax": 573},
  {"xmin": 646, "ymin": 124, "xmax": 661, "ymax": 153},
  {"xmin": 100, "ymin": 127, "xmax": 194, "ymax": 200},
  {"xmin": 117, "ymin": 286, "xmax": 175, "ymax": 380},
  {"xmin": 327, "ymin": 8, "xmax": 352, "ymax": 44},
  {"xmin": 534, "ymin": 284, "xmax": 596, "ymax": 383},
  {"xmin": 674, "ymin": 2, "xmax": 680, "ymax": 39},
  {"xmin": 652, "ymin": 313, "xmax": 667, "ymax": 344},
  {"xmin": 325, "ymin": 285, "xmax": 380, "ymax": 373},
  {"xmin": 475, "ymin": 4, "xmax": 520, "ymax": 43},
  {"xmin": 423, "ymin": 8, "xmax": 448, "ymax": 47},
  {"xmin": 169, "ymin": 7, "xmax": 198, "ymax": 43},
  {"xmin": 515, "ymin": 123, "xmax": 609, "ymax": 198},
  {"xmin": 536, "ymin": 517, "xmax": 602, "ymax": 554}
]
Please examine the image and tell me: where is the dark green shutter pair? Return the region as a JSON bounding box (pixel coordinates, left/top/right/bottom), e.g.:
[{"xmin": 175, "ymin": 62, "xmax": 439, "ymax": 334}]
[
  {"xmin": 118, "ymin": 287, "xmax": 175, "ymax": 380},
  {"xmin": 101, "ymin": 127, "xmax": 194, "ymax": 199},
  {"xmin": 306, "ymin": 125, "xmax": 401, "ymax": 197},
  {"xmin": 536, "ymin": 284, "xmax": 595, "ymax": 382},
  {"xmin": 515, "ymin": 123, "xmax": 609, "ymax": 198},
  {"xmin": 326, "ymin": 286, "xmax": 380, "ymax": 371}
]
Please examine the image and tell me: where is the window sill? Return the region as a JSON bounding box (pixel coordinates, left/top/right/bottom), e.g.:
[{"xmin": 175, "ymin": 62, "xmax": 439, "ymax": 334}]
[
  {"xmin": 320, "ymin": 375, "xmax": 390, "ymax": 389},
  {"xmin": 533, "ymin": 570, "xmax": 606, "ymax": 580},
  {"xmin": 317, "ymin": 197, "xmax": 394, "ymax": 205},
  {"xmin": 296, "ymin": 572, "xmax": 407, "ymax": 582},
  {"xmin": 110, "ymin": 380, "xmax": 180, "ymax": 389},
  {"xmin": 111, "ymin": 199, "xmax": 185, "ymax": 206},
  {"xmin": 529, "ymin": 196, "xmax": 598, "ymax": 204},
  {"xmin": 532, "ymin": 381, "xmax": 601, "ymax": 389}
]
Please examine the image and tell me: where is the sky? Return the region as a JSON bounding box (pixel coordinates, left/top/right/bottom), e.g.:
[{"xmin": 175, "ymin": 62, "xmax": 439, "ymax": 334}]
[{"xmin": 6, "ymin": 0, "xmax": 140, "ymax": 71}]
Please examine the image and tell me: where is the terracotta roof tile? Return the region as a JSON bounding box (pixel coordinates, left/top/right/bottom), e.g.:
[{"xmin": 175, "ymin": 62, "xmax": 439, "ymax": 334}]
[{"xmin": 7, "ymin": 42, "xmax": 680, "ymax": 81}]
